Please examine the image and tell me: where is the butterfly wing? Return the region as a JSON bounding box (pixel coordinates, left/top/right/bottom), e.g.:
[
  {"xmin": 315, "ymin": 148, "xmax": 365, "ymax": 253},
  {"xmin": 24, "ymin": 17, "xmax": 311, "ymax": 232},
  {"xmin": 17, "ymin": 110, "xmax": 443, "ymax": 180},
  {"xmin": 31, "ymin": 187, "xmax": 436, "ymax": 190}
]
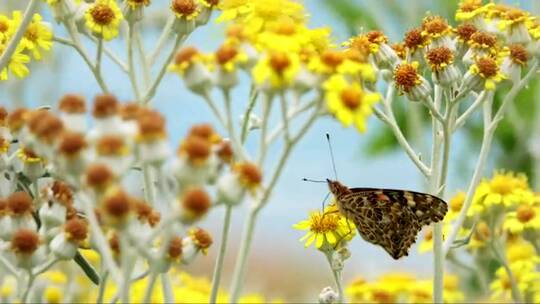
[{"xmin": 338, "ymin": 188, "xmax": 447, "ymax": 259}]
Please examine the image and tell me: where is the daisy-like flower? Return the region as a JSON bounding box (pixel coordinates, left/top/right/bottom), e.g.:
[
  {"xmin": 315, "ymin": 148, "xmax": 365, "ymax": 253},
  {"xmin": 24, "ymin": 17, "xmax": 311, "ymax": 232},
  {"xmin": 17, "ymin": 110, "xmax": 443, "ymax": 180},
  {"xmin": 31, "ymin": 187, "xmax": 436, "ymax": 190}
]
[
  {"xmin": 181, "ymin": 227, "xmax": 213, "ymax": 264},
  {"xmin": 215, "ymin": 0, "xmax": 251, "ymax": 23},
  {"xmin": 500, "ymin": 44, "xmax": 529, "ymax": 83},
  {"xmin": 171, "ymin": 0, "xmax": 200, "ymax": 20},
  {"xmin": 403, "ymin": 28, "xmax": 429, "ymax": 62},
  {"xmin": 453, "ymin": 23, "xmax": 478, "ymax": 56},
  {"xmin": 252, "ymin": 51, "xmax": 300, "ymax": 90},
  {"xmin": 179, "ymin": 187, "xmax": 211, "ymax": 223},
  {"xmin": 16, "ymin": 147, "xmax": 46, "ymax": 180},
  {"xmin": 446, "ymin": 191, "xmax": 466, "ymax": 221},
  {"xmin": 242, "ymin": 0, "xmax": 304, "ymax": 33},
  {"xmin": 126, "ymin": 0, "xmax": 151, "ymax": 9},
  {"xmin": 421, "ymin": 15, "xmax": 454, "ymax": 49},
  {"xmin": 498, "ymin": 8, "xmax": 534, "ymax": 44},
  {"xmin": 213, "ymin": 43, "xmax": 247, "ymax": 88},
  {"xmin": 0, "ymin": 14, "xmax": 16, "ymax": 42},
  {"xmin": 425, "ymin": 46, "xmax": 461, "ymax": 87},
  {"xmin": 136, "ymin": 109, "xmax": 170, "ymax": 164},
  {"xmin": 169, "ymin": 47, "xmax": 213, "ymax": 94},
  {"xmin": 504, "ymin": 203, "xmax": 540, "ymax": 234},
  {"xmin": 490, "ymin": 260, "xmax": 540, "ymax": 301},
  {"xmin": 463, "ymin": 30, "xmax": 499, "ymax": 64},
  {"xmin": 17, "ymin": 13, "xmax": 53, "ymax": 60},
  {"xmin": 85, "ymin": 0, "xmax": 123, "ymax": 41},
  {"xmin": 455, "ymin": 0, "xmax": 491, "ymax": 26},
  {"xmin": 393, "ymin": 61, "xmax": 432, "ymax": 101},
  {"xmin": 364, "ymin": 30, "xmax": 399, "ymax": 68},
  {"xmin": 464, "ymin": 55, "xmax": 506, "ymax": 91},
  {"xmin": 0, "ymin": 43, "xmax": 30, "ymax": 81},
  {"xmin": 471, "ymin": 171, "xmax": 530, "ymax": 214},
  {"xmin": 307, "ymin": 49, "xmax": 346, "ymax": 75},
  {"xmin": 293, "ymin": 204, "xmax": 355, "ymax": 250},
  {"xmin": 323, "ymin": 74, "xmax": 380, "ymax": 133}
]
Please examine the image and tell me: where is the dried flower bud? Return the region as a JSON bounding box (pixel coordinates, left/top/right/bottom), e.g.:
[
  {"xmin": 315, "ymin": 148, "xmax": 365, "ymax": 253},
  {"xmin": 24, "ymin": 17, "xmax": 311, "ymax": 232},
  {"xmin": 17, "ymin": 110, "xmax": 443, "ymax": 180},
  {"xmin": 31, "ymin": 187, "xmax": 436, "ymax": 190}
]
[
  {"xmin": 51, "ymin": 181, "xmax": 73, "ymax": 206},
  {"xmin": 216, "ymin": 140, "xmax": 234, "ymax": 164},
  {"xmin": 93, "ymin": 94, "xmax": 119, "ymax": 118},
  {"xmin": 11, "ymin": 229, "xmax": 39, "ymax": 255},
  {"xmin": 102, "ymin": 189, "xmax": 132, "ymax": 220},
  {"xmin": 181, "ymin": 188, "xmax": 211, "ymax": 220},
  {"xmin": 59, "ymin": 94, "xmax": 86, "ymax": 114},
  {"xmin": 7, "ymin": 108, "xmax": 29, "ymax": 133},
  {"xmin": 7, "ymin": 191, "xmax": 33, "ymax": 216},
  {"xmin": 188, "ymin": 123, "xmax": 220, "ymax": 143},
  {"xmin": 64, "ymin": 218, "xmax": 88, "ymax": 242},
  {"xmin": 85, "ymin": 163, "xmax": 115, "ymax": 190},
  {"xmin": 189, "ymin": 227, "xmax": 212, "ymax": 253},
  {"xmin": 58, "ymin": 132, "xmax": 87, "ymax": 157},
  {"xmin": 234, "ymin": 162, "xmax": 262, "ymax": 190},
  {"xmin": 167, "ymin": 235, "xmax": 183, "ymax": 259}
]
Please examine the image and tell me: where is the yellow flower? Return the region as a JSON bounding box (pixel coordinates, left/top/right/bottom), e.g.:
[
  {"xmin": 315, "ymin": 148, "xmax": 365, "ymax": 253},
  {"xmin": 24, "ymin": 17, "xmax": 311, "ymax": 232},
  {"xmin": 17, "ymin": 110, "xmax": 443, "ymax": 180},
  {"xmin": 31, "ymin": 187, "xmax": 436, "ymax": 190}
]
[
  {"xmin": 252, "ymin": 51, "xmax": 300, "ymax": 89},
  {"xmin": 216, "ymin": 0, "xmax": 251, "ymax": 23},
  {"xmin": 0, "ymin": 43, "xmax": 30, "ymax": 81},
  {"xmin": 506, "ymin": 239, "xmax": 539, "ymax": 264},
  {"xmin": 504, "ymin": 203, "xmax": 540, "ymax": 234},
  {"xmin": 418, "ymin": 224, "xmax": 452, "ymax": 253},
  {"xmin": 472, "ymin": 171, "xmax": 530, "ymax": 213},
  {"xmin": 17, "ymin": 13, "xmax": 53, "ymax": 60},
  {"xmin": 243, "ymin": 0, "xmax": 304, "ymax": 33},
  {"xmin": 323, "ymin": 74, "xmax": 380, "ymax": 133},
  {"xmin": 491, "ymin": 260, "xmax": 540, "ymax": 301},
  {"xmin": 455, "ymin": 0, "xmax": 491, "ymax": 22},
  {"xmin": 0, "ymin": 14, "xmax": 16, "ymax": 42},
  {"xmin": 84, "ymin": 0, "xmax": 123, "ymax": 41},
  {"xmin": 126, "ymin": 0, "xmax": 151, "ymax": 9},
  {"xmin": 446, "ymin": 191, "xmax": 466, "ymax": 221},
  {"xmin": 469, "ymin": 55, "xmax": 506, "ymax": 90},
  {"xmin": 293, "ymin": 204, "xmax": 355, "ymax": 249},
  {"xmin": 346, "ymin": 276, "xmax": 369, "ymax": 302},
  {"xmin": 170, "ymin": 0, "xmax": 200, "ymax": 20},
  {"xmin": 43, "ymin": 286, "xmax": 63, "ymax": 304}
]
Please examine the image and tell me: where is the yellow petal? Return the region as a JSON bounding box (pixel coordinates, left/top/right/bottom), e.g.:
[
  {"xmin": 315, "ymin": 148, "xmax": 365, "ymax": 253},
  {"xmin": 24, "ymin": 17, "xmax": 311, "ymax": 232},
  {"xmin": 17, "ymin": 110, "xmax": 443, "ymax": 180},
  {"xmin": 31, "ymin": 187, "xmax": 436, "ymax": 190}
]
[{"xmin": 315, "ymin": 234, "xmax": 324, "ymax": 248}]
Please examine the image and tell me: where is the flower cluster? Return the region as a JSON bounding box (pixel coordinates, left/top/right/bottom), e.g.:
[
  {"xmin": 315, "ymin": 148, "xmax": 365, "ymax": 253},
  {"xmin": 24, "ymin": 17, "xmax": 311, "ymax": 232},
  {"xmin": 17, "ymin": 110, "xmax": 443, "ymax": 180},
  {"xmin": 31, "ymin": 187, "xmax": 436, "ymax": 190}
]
[
  {"xmin": 420, "ymin": 170, "xmax": 540, "ymax": 302},
  {"xmin": 0, "ymin": 11, "xmax": 53, "ymax": 80},
  {"xmin": 0, "ymin": 93, "xmax": 263, "ymax": 302},
  {"xmin": 346, "ymin": 272, "xmax": 464, "ymax": 303},
  {"xmin": 169, "ymin": 0, "xmax": 380, "ymax": 133}
]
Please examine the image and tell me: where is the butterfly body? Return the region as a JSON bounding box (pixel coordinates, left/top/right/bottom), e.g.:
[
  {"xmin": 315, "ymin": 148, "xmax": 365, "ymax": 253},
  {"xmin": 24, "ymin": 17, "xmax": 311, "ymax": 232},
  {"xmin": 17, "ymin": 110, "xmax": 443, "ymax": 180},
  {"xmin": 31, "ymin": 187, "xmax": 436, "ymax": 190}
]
[{"xmin": 326, "ymin": 179, "xmax": 448, "ymax": 259}]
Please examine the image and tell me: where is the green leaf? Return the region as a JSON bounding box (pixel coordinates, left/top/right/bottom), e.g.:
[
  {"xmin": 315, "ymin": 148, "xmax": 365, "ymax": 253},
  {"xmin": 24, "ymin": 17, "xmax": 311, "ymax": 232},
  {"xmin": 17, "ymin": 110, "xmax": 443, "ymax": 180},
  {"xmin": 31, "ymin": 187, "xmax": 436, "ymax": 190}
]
[
  {"xmin": 74, "ymin": 251, "xmax": 100, "ymax": 285},
  {"xmin": 322, "ymin": 0, "xmax": 380, "ymax": 35}
]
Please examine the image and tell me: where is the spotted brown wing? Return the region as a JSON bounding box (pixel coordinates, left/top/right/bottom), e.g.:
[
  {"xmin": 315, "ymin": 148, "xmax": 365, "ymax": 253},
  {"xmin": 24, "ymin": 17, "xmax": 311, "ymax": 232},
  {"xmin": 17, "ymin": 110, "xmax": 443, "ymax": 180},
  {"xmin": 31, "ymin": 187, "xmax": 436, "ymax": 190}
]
[{"xmin": 337, "ymin": 188, "xmax": 448, "ymax": 259}]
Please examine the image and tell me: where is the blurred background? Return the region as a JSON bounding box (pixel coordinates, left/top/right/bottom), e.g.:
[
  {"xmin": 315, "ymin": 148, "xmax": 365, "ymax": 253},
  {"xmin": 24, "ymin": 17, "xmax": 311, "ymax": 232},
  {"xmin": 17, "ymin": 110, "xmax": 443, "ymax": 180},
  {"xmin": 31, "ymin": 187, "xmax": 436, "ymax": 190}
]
[{"xmin": 1, "ymin": 0, "xmax": 539, "ymax": 301}]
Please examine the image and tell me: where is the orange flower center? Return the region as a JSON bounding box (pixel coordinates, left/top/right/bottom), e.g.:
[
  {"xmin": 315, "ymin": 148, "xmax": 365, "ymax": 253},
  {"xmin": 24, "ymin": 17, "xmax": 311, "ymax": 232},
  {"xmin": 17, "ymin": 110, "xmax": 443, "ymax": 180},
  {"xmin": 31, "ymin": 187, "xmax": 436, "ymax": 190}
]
[
  {"xmin": 476, "ymin": 57, "xmax": 498, "ymax": 78},
  {"xmin": 394, "ymin": 63, "xmax": 420, "ymax": 93},
  {"xmin": 171, "ymin": 0, "xmax": 197, "ymax": 16},
  {"xmin": 426, "ymin": 46, "xmax": 453, "ymax": 69},
  {"xmin": 455, "ymin": 23, "xmax": 477, "ymax": 41},
  {"xmin": 91, "ymin": 4, "xmax": 115, "ymax": 25},
  {"xmin": 340, "ymin": 87, "xmax": 362, "ymax": 110},
  {"xmin": 423, "ymin": 16, "xmax": 449, "ymax": 35},
  {"xmin": 269, "ymin": 52, "xmax": 291, "ymax": 74},
  {"xmin": 509, "ymin": 44, "xmax": 528, "ymax": 65},
  {"xmin": 470, "ymin": 31, "xmax": 497, "ymax": 47},
  {"xmin": 516, "ymin": 205, "xmax": 535, "ymax": 223}
]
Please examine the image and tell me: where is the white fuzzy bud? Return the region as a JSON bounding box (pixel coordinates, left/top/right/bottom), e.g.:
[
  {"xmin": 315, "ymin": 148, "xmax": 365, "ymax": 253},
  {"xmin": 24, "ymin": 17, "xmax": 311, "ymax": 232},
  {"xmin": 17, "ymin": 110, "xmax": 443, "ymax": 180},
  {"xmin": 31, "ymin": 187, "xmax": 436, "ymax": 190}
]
[{"xmin": 318, "ymin": 286, "xmax": 338, "ymax": 304}]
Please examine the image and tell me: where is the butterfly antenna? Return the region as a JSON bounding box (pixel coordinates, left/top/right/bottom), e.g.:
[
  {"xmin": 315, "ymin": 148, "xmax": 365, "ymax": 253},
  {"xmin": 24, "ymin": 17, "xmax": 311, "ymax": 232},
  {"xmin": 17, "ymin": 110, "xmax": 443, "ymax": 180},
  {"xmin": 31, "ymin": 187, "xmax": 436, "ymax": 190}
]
[
  {"xmin": 320, "ymin": 192, "xmax": 331, "ymax": 221},
  {"xmin": 302, "ymin": 178, "xmax": 326, "ymax": 183},
  {"xmin": 326, "ymin": 133, "xmax": 338, "ymax": 180}
]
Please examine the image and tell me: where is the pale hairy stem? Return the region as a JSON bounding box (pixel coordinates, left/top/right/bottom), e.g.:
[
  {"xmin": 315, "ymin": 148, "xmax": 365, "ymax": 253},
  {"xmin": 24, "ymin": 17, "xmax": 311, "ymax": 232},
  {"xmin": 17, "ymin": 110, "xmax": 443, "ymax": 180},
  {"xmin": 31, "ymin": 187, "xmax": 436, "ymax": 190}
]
[
  {"xmin": 257, "ymin": 94, "xmax": 272, "ymax": 166},
  {"xmin": 79, "ymin": 193, "xmax": 122, "ymax": 284},
  {"xmin": 142, "ymin": 164, "xmax": 156, "ymax": 206},
  {"xmin": 127, "ymin": 21, "xmax": 142, "ymax": 101},
  {"xmin": 279, "ymin": 93, "xmax": 292, "ymax": 143},
  {"xmin": 147, "ymin": 16, "xmax": 175, "ymax": 65},
  {"xmin": 266, "ymin": 98, "xmax": 317, "ymax": 145},
  {"xmin": 444, "ymin": 61, "xmax": 539, "ymax": 255},
  {"xmin": 97, "ymin": 271, "xmax": 109, "ymax": 303},
  {"xmin": 161, "ymin": 273, "xmax": 174, "ymax": 302},
  {"xmin": 490, "ymin": 239, "xmax": 523, "ymax": 303},
  {"xmin": 63, "ymin": 20, "xmax": 109, "ymax": 93},
  {"xmin": 136, "ymin": 31, "xmax": 151, "ymax": 86},
  {"xmin": 209, "ymin": 205, "xmax": 233, "ymax": 303},
  {"xmin": 96, "ymin": 37, "xmax": 104, "ymax": 81},
  {"xmin": 454, "ymin": 91, "xmax": 486, "ymax": 130},
  {"xmin": 142, "ymin": 34, "xmax": 185, "ymax": 104},
  {"xmin": 229, "ymin": 101, "xmax": 322, "ymax": 302},
  {"xmin": 143, "ymin": 272, "xmax": 158, "ymax": 303},
  {"xmin": 374, "ymin": 85, "xmax": 431, "ymax": 177},
  {"xmin": 20, "ymin": 270, "xmax": 35, "ymax": 304},
  {"xmin": 324, "ymin": 252, "xmax": 344, "ymax": 303},
  {"xmin": 240, "ymin": 86, "xmax": 258, "ymax": 143},
  {"xmin": 0, "ymin": 254, "xmax": 18, "ymax": 277},
  {"xmin": 56, "ymin": 35, "xmax": 128, "ymax": 72},
  {"xmin": 0, "ymin": 0, "xmax": 39, "ymax": 71},
  {"xmin": 223, "ymin": 89, "xmax": 249, "ymax": 161}
]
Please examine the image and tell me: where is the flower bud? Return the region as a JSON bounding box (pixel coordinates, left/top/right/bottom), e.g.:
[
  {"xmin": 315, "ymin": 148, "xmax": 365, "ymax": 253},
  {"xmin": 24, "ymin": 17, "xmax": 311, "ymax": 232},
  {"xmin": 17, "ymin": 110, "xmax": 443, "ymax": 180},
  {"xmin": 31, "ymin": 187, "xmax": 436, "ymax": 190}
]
[{"xmin": 318, "ymin": 286, "xmax": 338, "ymax": 304}]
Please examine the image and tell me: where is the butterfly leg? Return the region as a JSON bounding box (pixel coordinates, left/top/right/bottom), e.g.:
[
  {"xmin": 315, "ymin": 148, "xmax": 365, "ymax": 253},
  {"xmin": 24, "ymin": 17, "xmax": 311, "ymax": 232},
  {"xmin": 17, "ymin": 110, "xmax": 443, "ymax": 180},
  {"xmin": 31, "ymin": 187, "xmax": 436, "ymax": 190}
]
[{"xmin": 333, "ymin": 219, "xmax": 354, "ymax": 250}]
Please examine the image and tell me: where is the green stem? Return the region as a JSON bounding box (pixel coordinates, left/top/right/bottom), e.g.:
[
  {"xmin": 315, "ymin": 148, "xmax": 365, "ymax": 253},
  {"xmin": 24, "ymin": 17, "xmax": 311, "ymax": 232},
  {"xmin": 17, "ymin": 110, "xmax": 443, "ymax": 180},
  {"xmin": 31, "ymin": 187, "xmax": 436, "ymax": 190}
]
[
  {"xmin": 209, "ymin": 205, "xmax": 233, "ymax": 303},
  {"xmin": 0, "ymin": 0, "xmax": 39, "ymax": 71}
]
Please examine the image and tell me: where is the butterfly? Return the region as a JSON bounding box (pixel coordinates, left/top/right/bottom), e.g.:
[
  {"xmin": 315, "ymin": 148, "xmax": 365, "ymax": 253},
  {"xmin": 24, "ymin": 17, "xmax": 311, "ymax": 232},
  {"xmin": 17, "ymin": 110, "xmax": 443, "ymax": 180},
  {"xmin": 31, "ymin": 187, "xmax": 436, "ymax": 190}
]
[{"xmin": 327, "ymin": 179, "xmax": 448, "ymax": 259}]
